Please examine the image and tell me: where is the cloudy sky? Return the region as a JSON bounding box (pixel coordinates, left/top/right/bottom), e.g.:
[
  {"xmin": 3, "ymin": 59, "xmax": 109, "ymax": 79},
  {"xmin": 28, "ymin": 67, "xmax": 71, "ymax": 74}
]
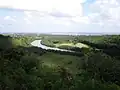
[{"xmin": 0, "ymin": 0, "xmax": 120, "ymax": 33}]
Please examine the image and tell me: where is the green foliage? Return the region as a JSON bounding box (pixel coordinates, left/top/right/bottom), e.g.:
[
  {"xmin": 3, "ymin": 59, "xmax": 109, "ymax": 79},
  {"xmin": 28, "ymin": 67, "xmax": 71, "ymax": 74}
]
[
  {"xmin": 12, "ymin": 36, "xmax": 36, "ymax": 47},
  {"xmin": 0, "ymin": 35, "xmax": 13, "ymax": 49},
  {"xmin": 82, "ymin": 52, "xmax": 120, "ymax": 83},
  {"xmin": 0, "ymin": 34, "xmax": 120, "ymax": 90},
  {"xmin": 103, "ymin": 35, "xmax": 120, "ymax": 45}
]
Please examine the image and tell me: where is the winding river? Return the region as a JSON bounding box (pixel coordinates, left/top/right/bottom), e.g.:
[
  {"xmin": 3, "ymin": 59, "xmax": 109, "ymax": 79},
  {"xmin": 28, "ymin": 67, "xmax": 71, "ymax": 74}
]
[{"xmin": 31, "ymin": 40, "xmax": 74, "ymax": 52}]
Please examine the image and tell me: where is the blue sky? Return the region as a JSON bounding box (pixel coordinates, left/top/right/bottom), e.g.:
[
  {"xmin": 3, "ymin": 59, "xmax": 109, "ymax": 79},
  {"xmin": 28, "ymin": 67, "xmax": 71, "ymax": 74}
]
[{"xmin": 0, "ymin": 0, "xmax": 120, "ymax": 33}]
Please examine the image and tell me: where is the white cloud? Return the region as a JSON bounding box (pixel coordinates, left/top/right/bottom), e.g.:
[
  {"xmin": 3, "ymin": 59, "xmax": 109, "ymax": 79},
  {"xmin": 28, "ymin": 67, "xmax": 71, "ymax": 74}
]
[
  {"xmin": 0, "ymin": 0, "xmax": 90, "ymax": 26},
  {"xmin": 71, "ymin": 16, "xmax": 90, "ymax": 24},
  {"xmin": 88, "ymin": 0, "xmax": 120, "ymax": 26},
  {"xmin": 0, "ymin": 24, "xmax": 4, "ymax": 28},
  {"xmin": 23, "ymin": 10, "xmax": 90, "ymax": 26},
  {"xmin": 13, "ymin": 16, "xmax": 16, "ymax": 18},
  {"xmin": 24, "ymin": 18, "xmax": 32, "ymax": 24},
  {"xmin": 23, "ymin": 11, "xmax": 90, "ymax": 26},
  {"xmin": 4, "ymin": 16, "xmax": 11, "ymax": 20},
  {"xmin": 24, "ymin": 11, "xmax": 32, "ymax": 18},
  {"xmin": 0, "ymin": 0, "xmax": 86, "ymax": 17},
  {"xmin": 51, "ymin": 17, "xmax": 72, "ymax": 26},
  {"xmin": 4, "ymin": 16, "xmax": 16, "ymax": 22},
  {"xmin": 1, "ymin": 0, "xmax": 120, "ymax": 33}
]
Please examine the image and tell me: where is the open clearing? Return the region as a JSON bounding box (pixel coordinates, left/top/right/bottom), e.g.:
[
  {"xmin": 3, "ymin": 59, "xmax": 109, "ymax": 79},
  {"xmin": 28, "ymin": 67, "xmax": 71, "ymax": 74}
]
[{"xmin": 55, "ymin": 42, "xmax": 89, "ymax": 48}]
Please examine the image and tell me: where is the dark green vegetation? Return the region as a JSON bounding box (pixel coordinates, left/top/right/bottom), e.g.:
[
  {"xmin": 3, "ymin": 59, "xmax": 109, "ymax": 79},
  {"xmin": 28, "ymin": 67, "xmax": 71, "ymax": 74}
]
[{"xmin": 0, "ymin": 34, "xmax": 120, "ymax": 90}]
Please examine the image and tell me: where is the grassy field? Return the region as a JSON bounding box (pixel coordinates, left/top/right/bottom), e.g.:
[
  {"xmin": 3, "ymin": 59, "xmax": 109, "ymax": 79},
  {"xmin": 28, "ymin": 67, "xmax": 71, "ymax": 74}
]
[
  {"xmin": 41, "ymin": 34, "xmax": 106, "ymax": 46},
  {"xmin": 39, "ymin": 52, "xmax": 83, "ymax": 74},
  {"xmin": 55, "ymin": 42, "xmax": 89, "ymax": 48}
]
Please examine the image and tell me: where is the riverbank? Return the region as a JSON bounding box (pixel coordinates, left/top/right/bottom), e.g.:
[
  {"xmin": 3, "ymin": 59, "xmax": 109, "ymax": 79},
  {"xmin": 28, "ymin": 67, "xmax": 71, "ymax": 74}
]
[{"xmin": 31, "ymin": 40, "xmax": 74, "ymax": 52}]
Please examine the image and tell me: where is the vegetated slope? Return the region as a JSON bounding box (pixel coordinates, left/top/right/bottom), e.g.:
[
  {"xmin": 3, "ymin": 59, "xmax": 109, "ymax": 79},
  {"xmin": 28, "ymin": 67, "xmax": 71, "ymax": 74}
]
[
  {"xmin": 0, "ymin": 34, "xmax": 120, "ymax": 90},
  {"xmin": 75, "ymin": 35, "xmax": 120, "ymax": 59}
]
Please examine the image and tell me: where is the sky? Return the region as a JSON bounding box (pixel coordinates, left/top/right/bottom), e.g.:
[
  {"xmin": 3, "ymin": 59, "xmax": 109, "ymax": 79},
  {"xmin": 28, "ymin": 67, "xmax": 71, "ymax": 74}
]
[{"xmin": 0, "ymin": 0, "xmax": 120, "ymax": 33}]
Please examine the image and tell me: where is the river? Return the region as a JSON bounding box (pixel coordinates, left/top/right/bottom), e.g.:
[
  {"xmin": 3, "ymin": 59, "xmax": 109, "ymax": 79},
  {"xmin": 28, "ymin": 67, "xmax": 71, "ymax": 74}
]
[{"xmin": 31, "ymin": 40, "xmax": 74, "ymax": 52}]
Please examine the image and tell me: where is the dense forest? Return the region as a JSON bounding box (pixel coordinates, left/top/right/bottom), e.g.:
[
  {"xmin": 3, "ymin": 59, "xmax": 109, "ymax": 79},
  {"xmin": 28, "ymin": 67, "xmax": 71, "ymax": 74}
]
[{"xmin": 0, "ymin": 34, "xmax": 120, "ymax": 90}]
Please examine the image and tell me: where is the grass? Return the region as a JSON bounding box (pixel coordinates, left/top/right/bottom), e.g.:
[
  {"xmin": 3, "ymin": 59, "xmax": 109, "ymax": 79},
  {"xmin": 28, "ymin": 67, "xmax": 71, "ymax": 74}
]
[
  {"xmin": 41, "ymin": 35, "xmax": 91, "ymax": 49},
  {"xmin": 55, "ymin": 42, "xmax": 89, "ymax": 48},
  {"xmin": 38, "ymin": 52, "xmax": 83, "ymax": 74},
  {"xmin": 75, "ymin": 43, "xmax": 89, "ymax": 48}
]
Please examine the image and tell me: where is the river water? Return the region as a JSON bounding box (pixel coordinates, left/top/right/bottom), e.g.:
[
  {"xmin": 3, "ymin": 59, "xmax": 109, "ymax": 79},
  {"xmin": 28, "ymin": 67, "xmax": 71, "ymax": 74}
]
[{"xmin": 31, "ymin": 40, "xmax": 74, "ymax": 52}]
